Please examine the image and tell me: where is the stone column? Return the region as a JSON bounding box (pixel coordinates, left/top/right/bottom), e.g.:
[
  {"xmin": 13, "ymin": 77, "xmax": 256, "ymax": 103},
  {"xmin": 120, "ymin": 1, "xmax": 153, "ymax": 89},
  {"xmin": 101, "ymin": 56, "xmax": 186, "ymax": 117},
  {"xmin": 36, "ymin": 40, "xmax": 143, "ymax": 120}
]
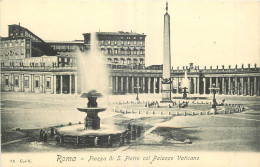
[
  {"xmin": 52, "ymin": 75, "xmax": 56, "ymax": 94},
  {"xmin": 197, "ymin": 77, "xmax": 200, "ymax": 94},
  {"xmin": 216, "ymin": 77, "xmax": 220, "ymax": 94},
  {"xmin": 188, "ymin": 78, "xmax": 192, "ymax": 94},
  {"xmin": 235, "ymin": 77, "xmax": 238, "ymax": 95},
  {"xmin": 153, "ymin": 77, "xmax": 157, "ymax": 93},
  {"xmin": 75, "ymin": 74, "xmax": 77, "ymax": 94},
  {"xmin": 115, "ymin": 76, "xmax": 118, "ymax": 94},
  {"xmin": 126, "ymin": 77, "xmax": 129, "ymax": 93},
  {"xmin": 251, "ymin": 81, "xmax": 253, "ymax": 96},
  {"xmin": 203, "ymin": 77, "xmax": 206, "ymax": 94},
  {"xmin": 121, "ymin": 77, "xmax": 124, "ymax": 93},
  {"xmin": 209, "ymin": 77, "xmax": 212, "ymax": 94},
  {"xmin": 131, "ymin": 77, "xmax": 134, "ymax": 93},
  {"xmin": 70, "ymin": 75, "xmax": 72, "ymax": 94},
  {"xmin": 42, "ymin": 75, "xmax": 45, "ymax": 93},
  {"xmin": 222, "ymin": 77, "xmax": 225, "ymax": 94},
  {"xmin": 60, "ymin": 75, "xmax": 63, "ymax": 94},
  {"xmin": 158, "ymin": 77, "xmax": 161, "ymax": 93},
  {"xmin": 254, "ymin": 77, "xmax": 257, "ymax": 96},
  {"xmin": 177, "ymin": 77, "xmax": 179, "ymax": 94},
  {"xmin": 142, "ymin": 77, "xmax": 145, "ymax": 93},
  {"xmin": 29, "ymin": 74, "xmax": 32, "ymax": 92},
  {"xmin": 193, "ymin": 78, "xmax": 196, "ymax": 94},
  {"xmin": 20, "ymin": 74, "xmax": 24, "ymax": 92},
  {"xmin": 148, "ymin": 77, "xmax": 151, "ymax": 93},
  {"xmin": 228, "ymin": 77, "xmax": 231, "ymax": 95},
  {"xmin": 248, "ymin": 77, "xmax": 251, "ymax": 96},
  {"xmin": 32, "ymin": 74, "xmax": 34, "ymax": 93},
  {"xmin": 241, "ymin": 77, "xmax": 244, "ymax": 95}
]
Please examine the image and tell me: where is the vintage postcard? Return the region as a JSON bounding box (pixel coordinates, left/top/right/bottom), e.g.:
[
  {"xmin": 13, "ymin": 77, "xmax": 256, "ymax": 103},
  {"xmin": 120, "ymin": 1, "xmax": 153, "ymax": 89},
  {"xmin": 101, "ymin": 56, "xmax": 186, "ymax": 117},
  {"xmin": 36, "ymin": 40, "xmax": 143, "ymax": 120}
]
[{"xmin": 1, "ymin": 0, "xmax": 259, "ymax": 166}]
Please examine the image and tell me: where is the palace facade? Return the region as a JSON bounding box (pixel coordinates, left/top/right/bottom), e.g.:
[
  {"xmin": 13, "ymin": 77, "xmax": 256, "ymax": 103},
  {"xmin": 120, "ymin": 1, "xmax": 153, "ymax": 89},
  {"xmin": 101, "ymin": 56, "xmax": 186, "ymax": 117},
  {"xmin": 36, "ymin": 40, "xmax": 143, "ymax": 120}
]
[{"xmin": 1, "ymin": 24, "xmax": 259, "ymax": 96}]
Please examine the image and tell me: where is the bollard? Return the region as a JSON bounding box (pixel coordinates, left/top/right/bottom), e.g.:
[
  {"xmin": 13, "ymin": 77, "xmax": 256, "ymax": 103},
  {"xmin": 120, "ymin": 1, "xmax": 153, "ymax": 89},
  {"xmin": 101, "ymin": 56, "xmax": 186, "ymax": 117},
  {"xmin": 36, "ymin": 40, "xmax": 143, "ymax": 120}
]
[
  {"xmin": 184, "ymin": 112, "xmax": 186, "ymax": 116},
  {"xmin": 192, "ymin": 111, "xmax": 194, "ymax": 116},
  {"xmin": 139, "ymin": 110, "xmax": 141, "ymax": 114},
  {"xmin": 161, "ymin": 111, "xmax": 163, "ymax": 115},
  {"xmin": 176, "ymin": 112, "xmax": 178, "ymax": 116},
  {"xmin": 50, "ymin": 127, "xmax": 55, "ymax": 136},
  {"xmin": 224, "ymin": 110, "xmax": 226, "ymax": 114},
  {"xmin": 169, "ymin": 111, "xmax": 171, "ymax": 115},
  {"xmin": 146, "ymin": 110, "xmax": 148, "ymax": 114},
  {"xmin": 153, "ymin": 111, "xmax": 155, "ymax": 115},
  {"xmin": 199, "ymin": 111, "xmax": 202, "ymax": 115},
  {"xmin": 206, "ymin": 111, "xmax": 208, "ymax": 115}
]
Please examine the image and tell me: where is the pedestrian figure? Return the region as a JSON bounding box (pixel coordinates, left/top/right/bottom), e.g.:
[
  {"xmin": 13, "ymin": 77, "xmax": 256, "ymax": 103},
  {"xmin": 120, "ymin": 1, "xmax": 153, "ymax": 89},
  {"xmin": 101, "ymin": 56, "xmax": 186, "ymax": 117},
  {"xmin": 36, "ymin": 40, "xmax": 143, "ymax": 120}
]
[
  {"xmin": 39, "ymin": 129, "xmax": 44, "ymax": 141},
  {"xmin": 126, "ymin": 131, "xmax": 130, "ymax": 144},
  {"xmin": 94, "ymin": 137, "xmax": 99, "ymax": 147},
  {"xmin": 107, "ymin": 135, "xmax": 112, "ymax": 147},
  {"xmin": 137, "ymin": 126, "xmax": 142, "ymax": 137},
  {"xmin": 127, "ymin": 123, "xmax": 131, "ymax": 131},
  {"xmin": 119, "ymin": 134, "xmax": 124, "ymax": 146},
  {"xmin": 43, "ymin": 131, "xmax": 47, "ymax": 142},
  {"xmin": 132, "ymin": 126, "xmax": 136, "ymax": 140},
  {"xmin": 50, "ymin": 127, "xmax": 54, "ymax": 136}
]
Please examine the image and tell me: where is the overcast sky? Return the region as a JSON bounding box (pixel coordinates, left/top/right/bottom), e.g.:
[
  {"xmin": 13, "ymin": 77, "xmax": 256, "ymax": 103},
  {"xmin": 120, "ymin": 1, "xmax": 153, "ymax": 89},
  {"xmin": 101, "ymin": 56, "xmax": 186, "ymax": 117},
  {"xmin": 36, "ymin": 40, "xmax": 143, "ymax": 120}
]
[{"xmin": 1, "ymin": 0, "xmax": 259, "ymax": 68}]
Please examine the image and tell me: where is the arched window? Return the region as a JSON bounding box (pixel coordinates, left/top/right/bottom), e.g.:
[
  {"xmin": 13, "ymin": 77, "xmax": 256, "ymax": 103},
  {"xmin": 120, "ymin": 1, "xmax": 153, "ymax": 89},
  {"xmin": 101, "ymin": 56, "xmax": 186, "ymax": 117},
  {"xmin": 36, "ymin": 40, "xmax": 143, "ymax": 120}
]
[
  {"xmin": 114, "ymin": 58, "xmax": 119, "ymax": 64},
  {"xmin": 107, "ymin": 48, "xmax": 112, "ymax": 54},
  {"xmin": 133, "ymin": 58, "xmax": 138, "ymax": 64},
  {"xmin": 126, "ymin": 48, "xmax": 131, "ymax": 55},
  {"xmin": 101, "ymin": 48, "xmax": 105, "ymax": 54},
  {"xmin": 107, "ymin": 58, "xmax": 112, "ymax": 63},
  {"xmin": 114, "ymin": 49, "xmax": 118, "ymax": 55},
  {"xmin": 140, "ymin": 58, "xmax": 144, "ymax": 65},
  {"xmin": 120, "ymin": 58, "xmax": 125, "ymax": 64},
  {"xmin": 120, "ymin": 48, "xmax": 125, "ymax": 55},
  {"xmin": 127, "ymin": 58, "xmax": 131, "ymax": 65},
  {"xmin": 133, "ymin": 48, "xmax": 138, "ymax": 55}
]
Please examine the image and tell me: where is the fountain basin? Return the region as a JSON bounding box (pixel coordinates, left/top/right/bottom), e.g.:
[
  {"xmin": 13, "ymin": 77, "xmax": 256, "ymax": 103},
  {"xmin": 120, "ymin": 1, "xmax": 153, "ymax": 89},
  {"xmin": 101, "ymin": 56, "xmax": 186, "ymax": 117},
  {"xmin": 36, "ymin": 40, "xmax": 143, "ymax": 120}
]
[{"xmin": 77, "ymin": 107, "xmax": 106, "ymax": 113}]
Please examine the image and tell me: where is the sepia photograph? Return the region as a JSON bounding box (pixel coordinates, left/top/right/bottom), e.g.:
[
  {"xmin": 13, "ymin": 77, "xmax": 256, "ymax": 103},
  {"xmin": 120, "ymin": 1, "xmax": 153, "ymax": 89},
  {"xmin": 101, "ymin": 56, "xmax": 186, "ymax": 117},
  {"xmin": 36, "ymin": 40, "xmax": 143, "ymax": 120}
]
[{"xmin": 0, "ymin": 0, "xmax": 259, "ymax": 166}]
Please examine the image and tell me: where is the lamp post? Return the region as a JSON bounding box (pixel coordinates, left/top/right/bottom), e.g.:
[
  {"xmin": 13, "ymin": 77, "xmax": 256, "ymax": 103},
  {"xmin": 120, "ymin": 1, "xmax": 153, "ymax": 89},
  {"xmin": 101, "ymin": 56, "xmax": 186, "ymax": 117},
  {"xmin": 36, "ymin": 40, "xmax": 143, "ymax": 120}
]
[
  {"xmin": 182, "ymin": 87, "xmax": 188, "ymax": 99},
  {"xmin": 209, "ymin": 83, "xmax": 220, "ymax": 113}
]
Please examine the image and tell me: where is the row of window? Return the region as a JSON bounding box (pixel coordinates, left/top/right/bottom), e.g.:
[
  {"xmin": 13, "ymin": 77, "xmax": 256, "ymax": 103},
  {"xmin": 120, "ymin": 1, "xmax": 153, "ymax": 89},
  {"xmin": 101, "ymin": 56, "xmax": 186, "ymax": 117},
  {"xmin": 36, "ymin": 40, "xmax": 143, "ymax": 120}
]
[
  {"xmin": 108, "ymin": 58, "xmax": 144, "ymax": 65},
  {"xmin": 4, "ymin": 75, "xmax": 51, "ymax": 89},
  {"xmin": 100, "ymin": 40, "xmax": 144, "ymax": 46},
  {"xmin": 101, "ymin": 48, "xmax": 144, "ymax": 55},
  {"xmin": 1, "ymin": 41, "xmax": 30, "ymax": 48},
  {"xmin": 51, "ymin": 45, "xmax": 84, "ymax": 50}
]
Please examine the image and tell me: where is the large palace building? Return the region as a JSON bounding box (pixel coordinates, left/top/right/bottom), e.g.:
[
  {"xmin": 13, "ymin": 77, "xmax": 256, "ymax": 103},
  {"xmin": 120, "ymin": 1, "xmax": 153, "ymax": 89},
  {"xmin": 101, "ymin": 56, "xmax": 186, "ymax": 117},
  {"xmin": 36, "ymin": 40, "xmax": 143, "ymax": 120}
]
[{"xmin": 1, "ymin": 24, "xmax": 260, "ymax": 96}]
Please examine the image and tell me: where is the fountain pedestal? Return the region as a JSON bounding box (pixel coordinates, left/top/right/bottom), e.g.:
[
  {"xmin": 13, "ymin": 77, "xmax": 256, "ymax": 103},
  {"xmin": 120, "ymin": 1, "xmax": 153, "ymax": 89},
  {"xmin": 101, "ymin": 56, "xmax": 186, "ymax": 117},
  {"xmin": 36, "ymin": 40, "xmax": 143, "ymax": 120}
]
[
  {"xmin": 84, "ymin": 112, "xmax": 100, "ymax": 130},
  {"xmin": 77, "ymin": 90, "xmax": 105, "ymax": 130}
]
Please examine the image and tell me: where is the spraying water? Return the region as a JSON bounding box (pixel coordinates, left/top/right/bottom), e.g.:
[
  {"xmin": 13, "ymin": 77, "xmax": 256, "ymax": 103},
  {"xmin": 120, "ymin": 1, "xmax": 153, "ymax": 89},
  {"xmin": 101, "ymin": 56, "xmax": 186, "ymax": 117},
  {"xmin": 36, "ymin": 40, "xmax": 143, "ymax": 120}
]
[
  {"xmin": 77, "ymin": 33, "xmax": 109, "ymax": 96},
  {"xmin": 182, "ymin": 70, "xmax": 190, "ymax": 90}
]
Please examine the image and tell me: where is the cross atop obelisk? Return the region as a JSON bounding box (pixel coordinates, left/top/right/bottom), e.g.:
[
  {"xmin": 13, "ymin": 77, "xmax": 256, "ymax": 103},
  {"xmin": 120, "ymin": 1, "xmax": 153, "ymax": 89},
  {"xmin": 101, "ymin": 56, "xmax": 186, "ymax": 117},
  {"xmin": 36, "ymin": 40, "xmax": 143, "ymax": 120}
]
[{"xmin": 161, "ymin": 1, "xmax": 172, "ymax": 103}]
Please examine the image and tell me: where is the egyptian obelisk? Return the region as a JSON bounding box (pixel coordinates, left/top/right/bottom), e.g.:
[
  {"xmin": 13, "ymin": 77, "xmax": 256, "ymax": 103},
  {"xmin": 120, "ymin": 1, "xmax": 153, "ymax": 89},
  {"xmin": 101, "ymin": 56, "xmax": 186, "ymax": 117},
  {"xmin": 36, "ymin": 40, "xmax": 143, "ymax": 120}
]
[{"xmin": 161, "ymin": 2, "xmax": 172, "ymax": 103}]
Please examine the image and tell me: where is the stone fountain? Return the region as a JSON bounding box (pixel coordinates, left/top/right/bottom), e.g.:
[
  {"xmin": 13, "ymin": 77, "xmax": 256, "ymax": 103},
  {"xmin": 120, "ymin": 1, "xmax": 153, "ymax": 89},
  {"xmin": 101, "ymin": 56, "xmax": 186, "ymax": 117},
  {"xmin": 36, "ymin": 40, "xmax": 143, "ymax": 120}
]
[{"xmin": 77, "ymin": 90, "xmax": 106, "ymax": 130}]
